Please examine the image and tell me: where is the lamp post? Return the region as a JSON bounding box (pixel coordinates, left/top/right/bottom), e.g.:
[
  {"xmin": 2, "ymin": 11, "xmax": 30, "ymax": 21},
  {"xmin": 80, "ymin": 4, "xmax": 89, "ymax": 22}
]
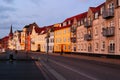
[{"xmin": 46, "ymin": 29, "xmax": 50, "ymax": 62}]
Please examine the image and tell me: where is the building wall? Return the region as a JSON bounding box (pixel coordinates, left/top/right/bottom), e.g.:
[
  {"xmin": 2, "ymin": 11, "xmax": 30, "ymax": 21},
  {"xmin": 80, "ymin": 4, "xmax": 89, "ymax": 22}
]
[
  {"xmin": 54, "ymin": 27, "xmax": 71, "ymax": 53},
  {"xmin": 115, "ymin": 3, "xmax": 120, "ymax": 55},
  {"xmin": 48, "ymin": 32, "xmax": 54, "ymax": 53},
  {"xmin": 76, "ymin": 0, "xmax": 120, "ymax": 55},
  {"xmin": 20, "ymin": 30, "xmax": 25, "ymax": 50},
  {"xmin": 30, "ymin": 27, "xmax": 38, "ymax": 51},
  {"xmin": 77, "ymin": 25, "xmax": 87, "ymax": 53}
]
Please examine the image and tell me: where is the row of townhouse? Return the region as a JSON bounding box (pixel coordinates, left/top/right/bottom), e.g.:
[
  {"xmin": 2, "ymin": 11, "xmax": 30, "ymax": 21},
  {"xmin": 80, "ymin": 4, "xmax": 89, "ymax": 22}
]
[
  {"xmin": 6, "ymin": 0, "xmax": 120, "ymax": 56},
  {"xmin": 0, "ymin": 36, "xmax": 9, "ymax": 52}
]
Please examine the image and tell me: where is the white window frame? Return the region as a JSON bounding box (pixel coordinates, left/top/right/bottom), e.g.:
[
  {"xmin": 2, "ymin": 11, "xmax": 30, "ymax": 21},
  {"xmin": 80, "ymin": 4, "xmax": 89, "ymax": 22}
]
[
  {"xmin": 95, "ymin": 12, "xmax": 98, "ymax": 19},
  {"xmin": 119, "ymin": 18, "xmax": 120, "ymax": 29},
  {"xmin": 119, "ymin": 0, "xmax": 120, "ymax": 6}
]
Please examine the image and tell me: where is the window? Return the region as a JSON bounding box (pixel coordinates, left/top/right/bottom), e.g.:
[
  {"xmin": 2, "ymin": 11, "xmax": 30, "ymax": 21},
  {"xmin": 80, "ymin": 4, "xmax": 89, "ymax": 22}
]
[
  {"xmin": 64, "ymin": 30, "xmax": 66, "ymax": 34},
  {"xmin": 95, "ymin": 12, "xmax": 99, "ymax": 19},
  {"xmin": 118, "ymin": 0, "xmax": 120, "ymax": 6},
  {"xmin": 81, "ymin": 20, "xmax": 84, "ymax": 25},
  {"xmin": 100, "ymin": 6, "xmax": 105, "ymax": 14},
  {"xmin": 119, "ymin": 39, "xmax": 120, "ymax": 51},
  {"xmin": 109, "ymin": 40, "xmax": 115, "ymax": 53},
  {"xmin": 68, "ymin": 38, "xmax": 70, "ymax": 42},
  {"xmin": 63, "ymin": 38, "xmax": 66, "ymax": 42},
  {"xmin": 78, "ymin": 21, "xmax": 81, "ymax": 26},
  {"xmin": 77, "ymin": 32, "xmax": 80, "ymax": 39},
  {"xmin": 88, "ymin": 43, "xmax": 92, "ymax": 52},
  {"xmin": 81, "ymin": 32, "xmax": 83, "ymax": 39},
  {"xmin": 119, "ymin": 18, "xmax": 120, "ymax": 29},
  {"xmin": 102, "ymin": 41, "xmax": 105, "ymax": 49},
  {"xmin": 64, "ymin": 45, "xmax": 66, "ymax": 50},
  {"xmin": 68, "ymin": 45, "xmax": 71, "ymax": 50},
  {"xmin": 68, "ymin": 21, "xmax": 71, "ymax": 25},
  {"xmin": 84, "ymin": 44, "xmax": 87, "ymax": 50},
  {"xmin": 96, "ymin": 42, "xmax": 99, "ymax": 49},
  {"xmin": 110, "ymin": 20, "xmax": 114, "ymax": 27},
  {"xmin": 63, "ymin": 22, "xmax": 67, "ymax": 26},
  {"xmin": 81, "ymin": 44, "xmax": 83, "ymax": 51},
  {"xmin": 108, "ymin": 3, "xmax": 114, "ymax": 11},
  {"xmin": 95, "ymin": 27, "xmax": 98, "ymax": 36}
]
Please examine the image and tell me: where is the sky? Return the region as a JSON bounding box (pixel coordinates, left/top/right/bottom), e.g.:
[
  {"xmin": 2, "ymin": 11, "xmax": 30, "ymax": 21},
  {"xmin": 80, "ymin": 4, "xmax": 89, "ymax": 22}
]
[{"xmin": 0, "ymin": 0, "xmax": 105, "ymax": 38}]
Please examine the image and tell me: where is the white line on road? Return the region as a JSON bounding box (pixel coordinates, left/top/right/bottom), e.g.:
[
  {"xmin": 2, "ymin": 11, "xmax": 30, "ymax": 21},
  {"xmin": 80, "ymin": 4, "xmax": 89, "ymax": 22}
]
[
  {"xmin": 40, "ymin": 61, "xmax": 66, "ymax": 80},
  {"xmin": 33, "ymin": 56, "xmax": 66, "ymax": 80},
  {"xmin": 50, "ymin": 59, "xmax": 97, "ymax": 80}
]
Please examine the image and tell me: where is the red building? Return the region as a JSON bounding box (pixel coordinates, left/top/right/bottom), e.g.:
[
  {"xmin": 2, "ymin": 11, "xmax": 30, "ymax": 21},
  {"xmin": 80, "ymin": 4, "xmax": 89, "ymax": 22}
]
[
  {"xmin": 1, "ymin": 36, "xmax": 9, "ymax": 52},
  {"xmin": 26, "ymin": 34, "xmax": 31, "ymax": 51}
]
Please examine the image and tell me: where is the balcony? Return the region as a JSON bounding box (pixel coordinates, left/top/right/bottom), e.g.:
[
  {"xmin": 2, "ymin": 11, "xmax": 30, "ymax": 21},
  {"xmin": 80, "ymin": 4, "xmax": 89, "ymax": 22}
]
[
  {"xmin": 102, "ymin": 9, "xmax": 114, "ymax": 19},
  {"xmin": 84, "ymin": 20, "xmax": 92, "ymax": 28},
  {"xmin": 71, "ymin": 26, "xmax": 76, "ymax": 34},
  {"xmin": 71, "ymin": 37, "xmax": 76, "ymax": 43},
  {"xmin": 102, "ymin": 27, "xmax": 115, "ymax": 37},
  {"xmin": 84, "ymin": 34, "xmax": 92, "ymax": 41}
]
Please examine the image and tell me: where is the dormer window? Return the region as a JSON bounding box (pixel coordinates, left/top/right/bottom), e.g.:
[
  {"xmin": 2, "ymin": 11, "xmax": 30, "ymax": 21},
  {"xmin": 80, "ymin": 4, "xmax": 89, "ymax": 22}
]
[
  {"xmin": 84, "ymin": 18, "xmax": 87, "ymax": 22},
  {"xmin": 63, "ymin": 22, "xmax": 67, "ymax": 26},
  {"xmin": 81, "ymin": 19, "xmax": 84, "ymax": 25},
  {"xmin": 71, "ymin": 20, "xmax": 73, "ymax": 24},
  {"xmin": 78, "ymin": 21, "xmax": 81, "ymax": 26},
  {"xmin": 60, "ymin": 23, "xmax": 63, "ymax": 27},
  {"xmin": 100, "ymin": 6, "xmax": 105, "ymax": 15},
  {"xmin": 95, "ymin": 12, "xmax": 99, "ymax": 19},
  {"xmin": 117, "ymin": 0, "xmax": 120, "ymax": 6},
  {"xmin": 68, "ymin": 21, "xmax": 71, "ymax": 25},
  {"xmin": 108, "ymin": 2, "xmax": 114, "ymax": 10}
]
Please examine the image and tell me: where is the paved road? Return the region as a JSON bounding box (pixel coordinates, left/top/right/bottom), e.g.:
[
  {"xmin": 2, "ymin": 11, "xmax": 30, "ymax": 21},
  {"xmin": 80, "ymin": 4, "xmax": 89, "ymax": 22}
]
[
  {"xmin": 31, "ymin": 53, "xmax": 120, "ymax": 80},
  {"xmin": 0, "ymin": 52, "xmax": 45, "ymax": 80}
]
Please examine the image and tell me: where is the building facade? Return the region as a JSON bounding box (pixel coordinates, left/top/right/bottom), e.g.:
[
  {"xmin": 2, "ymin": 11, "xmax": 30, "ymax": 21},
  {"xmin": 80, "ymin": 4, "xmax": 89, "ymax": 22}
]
[{"xmin": 54, "ymin": 23, "xmax": 71, "ymax": 53}]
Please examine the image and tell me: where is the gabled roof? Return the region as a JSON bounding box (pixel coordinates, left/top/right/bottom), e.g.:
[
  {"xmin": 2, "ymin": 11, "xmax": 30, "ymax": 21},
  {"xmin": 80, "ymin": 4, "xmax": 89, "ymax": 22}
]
[
  {"xmin": 89, "ymin": 2, "xmax": 105, "ymax": 13},
  {"xmin": 2, "ymin": 36, "xmax": 9, "ymax": 41},
  {"xmin": 64, "ymin": 12, "xmax": 87, "ymax": 22},
  {"xmin": 34, "ymin": 27, "xmax": 42, "ymax": 34},
  {"xmin": 34, "ymin": 25, "xmax": 53, "ymax": 35},
  {"xmin": 54, "ymin": 24, "xmax": 72, "ymax": 31},
  {"xmin": 24, "ymin": 22, "xmax": 39, "ymax": 29}
]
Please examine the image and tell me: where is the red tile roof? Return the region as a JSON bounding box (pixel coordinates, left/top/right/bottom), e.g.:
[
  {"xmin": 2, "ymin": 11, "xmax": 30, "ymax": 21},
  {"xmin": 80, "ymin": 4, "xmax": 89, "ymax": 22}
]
[
  {"xmin": 90, "ymin": 2, "xmax": 105, "ymax": 13},
  {"xmin": 64, "ymin": 12, "xmax": 87, "ymax": 22},
  {"xmin": 2, "ymin": 36, "xmax": 9, "ymax": 41},
  {"xmin": 54, "ymin": 24, "xmax": 72, "ymax": 31}
]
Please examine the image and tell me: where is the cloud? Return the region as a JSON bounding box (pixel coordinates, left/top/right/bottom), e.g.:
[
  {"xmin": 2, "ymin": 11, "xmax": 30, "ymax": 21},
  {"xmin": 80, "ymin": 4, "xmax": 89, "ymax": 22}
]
[
  {"xmin": 30, "ymin": 0, "xmax": 41, "ymax": 5},
  {"xmin": 0, "ymin": 6, "xmax": 16, "ymax": 13},
  {"xmin": 2, "ymin": 0, "xmax": 14, "ymax": 4},
  {"xmin": 0, "ymin": 15, "xmax": 9, "ymax": 19}
]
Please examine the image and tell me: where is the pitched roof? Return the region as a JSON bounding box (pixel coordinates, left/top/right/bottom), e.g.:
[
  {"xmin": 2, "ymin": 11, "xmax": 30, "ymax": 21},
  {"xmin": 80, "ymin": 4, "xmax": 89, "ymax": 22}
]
[
  {"xmin": 2, "ymin": 36, "xmax": 9, "ymax": 41},
  {"xmin": 54, "ymin": 24, "xmax": 72, "ymax": 31},
  {"xmin": 90, "ymin": 2, "xmax": 105, "ymax": 13},
  {"xmin": 24, "ymin": 22, "xmax": 39, "ymax": 29},
  {"xmin": 64, "ymin": 12, "xmax": 87, "ymax": 22}
]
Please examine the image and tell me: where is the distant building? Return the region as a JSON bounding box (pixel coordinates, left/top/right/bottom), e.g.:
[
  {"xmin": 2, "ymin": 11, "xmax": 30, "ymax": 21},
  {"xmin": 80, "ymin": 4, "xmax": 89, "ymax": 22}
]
[
  {"xmin": 13, "ymin": 30, "xmax": 22, "ymax": 50},
  {"xmin": 8, "ymin": 25, "xmax": 14, "ymax": 50},
  {"xmin": 1, "ymin": 36, "xmax": 9, "ymax": 52},
  {"xmin": 21, "ymin": 22, "xmax": 39, "ymax": 51}
]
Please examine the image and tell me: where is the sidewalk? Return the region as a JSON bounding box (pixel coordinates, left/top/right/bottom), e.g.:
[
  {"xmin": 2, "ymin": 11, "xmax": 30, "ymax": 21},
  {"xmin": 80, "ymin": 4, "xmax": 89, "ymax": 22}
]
[{"xmin": 47, "ymin": 53, "xmax": 120, "ymax": 65}]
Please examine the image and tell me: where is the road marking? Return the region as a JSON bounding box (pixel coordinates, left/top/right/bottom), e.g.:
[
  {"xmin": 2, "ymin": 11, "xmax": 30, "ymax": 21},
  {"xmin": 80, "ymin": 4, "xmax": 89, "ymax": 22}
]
[
  {"xmin": 33, "ymin": 56, "xmax": 66, "ymax": 80},
  {"xmin": 50, "ymin": 59, "xmax": 97, "ymax": 80}
]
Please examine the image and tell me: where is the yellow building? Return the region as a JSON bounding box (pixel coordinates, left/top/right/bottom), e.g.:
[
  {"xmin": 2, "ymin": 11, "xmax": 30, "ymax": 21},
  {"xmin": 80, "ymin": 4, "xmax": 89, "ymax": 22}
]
[{"xmin": 54, "ymin": 23, "xmax": 71, "ymax": 53}]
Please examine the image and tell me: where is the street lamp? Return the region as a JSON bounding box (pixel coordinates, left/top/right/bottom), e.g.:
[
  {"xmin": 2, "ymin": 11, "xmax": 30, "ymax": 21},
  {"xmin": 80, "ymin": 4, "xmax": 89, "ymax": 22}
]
[{"xmin": 46, "ymin": 29, "xmax": 50, "ymax": 62}]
